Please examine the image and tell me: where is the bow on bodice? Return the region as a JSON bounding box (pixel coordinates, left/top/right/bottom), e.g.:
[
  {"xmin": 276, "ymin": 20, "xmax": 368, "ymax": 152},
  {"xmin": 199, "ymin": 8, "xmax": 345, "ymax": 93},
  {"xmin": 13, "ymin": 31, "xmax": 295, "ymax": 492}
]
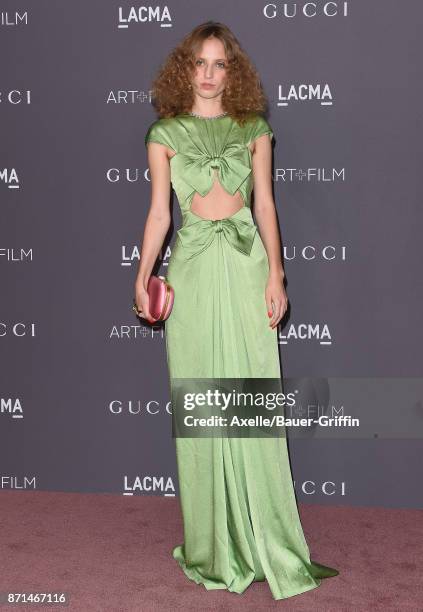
[
  {"xmin": 170, "ymin": 143, "xmax": 252, "ymax": 198},
  {"xmin": 176, "ymin": 213, "xmax": 257, "ymax": 261}
]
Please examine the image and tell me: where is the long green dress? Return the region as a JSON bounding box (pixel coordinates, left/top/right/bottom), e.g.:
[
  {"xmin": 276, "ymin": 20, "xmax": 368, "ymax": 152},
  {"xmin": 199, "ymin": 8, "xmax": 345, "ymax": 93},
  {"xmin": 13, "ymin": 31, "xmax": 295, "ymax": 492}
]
[{"xmin": 145, "ymin": 113, "xmax": 339, "ymax": 600}]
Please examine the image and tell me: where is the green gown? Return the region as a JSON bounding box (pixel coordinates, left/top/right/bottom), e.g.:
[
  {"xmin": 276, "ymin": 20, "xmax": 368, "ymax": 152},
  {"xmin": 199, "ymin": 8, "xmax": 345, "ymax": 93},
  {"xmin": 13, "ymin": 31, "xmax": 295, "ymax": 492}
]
[{"xmin": 145, "ymin": 113, "xmax": 339, "ymax": 600}]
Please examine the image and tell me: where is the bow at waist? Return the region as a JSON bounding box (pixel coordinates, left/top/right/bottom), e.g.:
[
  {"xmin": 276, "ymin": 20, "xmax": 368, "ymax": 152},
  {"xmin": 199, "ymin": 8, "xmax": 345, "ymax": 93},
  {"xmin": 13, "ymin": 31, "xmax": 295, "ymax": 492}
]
[{"xmin": 176, "ymin": 207, "xmax": 257, "ymax": 261}]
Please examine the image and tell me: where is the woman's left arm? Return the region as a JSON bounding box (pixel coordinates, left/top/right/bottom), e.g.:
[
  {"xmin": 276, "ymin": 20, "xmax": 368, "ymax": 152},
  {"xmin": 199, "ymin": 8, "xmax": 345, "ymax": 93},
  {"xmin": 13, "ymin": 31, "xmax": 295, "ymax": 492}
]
[{"xmin": 251, "ymin": 134, "xmax": 288, "ymax": 329}]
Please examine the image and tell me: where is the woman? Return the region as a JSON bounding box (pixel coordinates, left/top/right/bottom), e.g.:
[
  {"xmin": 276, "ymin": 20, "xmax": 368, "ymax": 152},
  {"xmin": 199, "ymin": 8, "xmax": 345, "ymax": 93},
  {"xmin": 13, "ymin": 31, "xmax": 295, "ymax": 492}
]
[{"xmin": 135, "ymin": 21, "xmax": 339, "ymax": 601}]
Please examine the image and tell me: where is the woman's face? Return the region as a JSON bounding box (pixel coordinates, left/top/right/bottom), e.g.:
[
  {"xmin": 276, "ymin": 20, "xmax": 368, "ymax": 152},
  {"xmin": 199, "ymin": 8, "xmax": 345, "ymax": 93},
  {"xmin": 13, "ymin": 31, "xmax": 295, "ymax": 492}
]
[{"xmin": 191, "ymin": 36, "xmax": 228, "ymax": 102}]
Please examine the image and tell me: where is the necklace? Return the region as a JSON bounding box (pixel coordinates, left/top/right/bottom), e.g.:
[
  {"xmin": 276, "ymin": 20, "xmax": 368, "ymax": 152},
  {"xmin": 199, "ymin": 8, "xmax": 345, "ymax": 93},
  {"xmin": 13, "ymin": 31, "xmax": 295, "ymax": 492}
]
[{"xmin": 188, "ymin": 111, "xmax": 228, "ymax": 119}]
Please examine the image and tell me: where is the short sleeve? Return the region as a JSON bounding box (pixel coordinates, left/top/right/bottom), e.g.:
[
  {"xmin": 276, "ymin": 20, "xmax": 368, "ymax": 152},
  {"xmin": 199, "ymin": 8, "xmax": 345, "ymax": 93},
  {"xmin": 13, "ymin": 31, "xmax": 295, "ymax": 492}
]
[
  {"xmin": 144, "ymin": 119, "xmax": 176, "ymax": 152},
  {"xmin": 247, "ymin": 115, "xmax": 274, "ymax": 145}
]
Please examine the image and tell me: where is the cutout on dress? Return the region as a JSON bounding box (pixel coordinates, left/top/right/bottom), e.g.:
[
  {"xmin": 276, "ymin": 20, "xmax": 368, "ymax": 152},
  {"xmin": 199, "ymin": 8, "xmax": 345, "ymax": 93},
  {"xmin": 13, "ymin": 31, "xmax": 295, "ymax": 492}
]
[{"xmin": 189, "ymin": 168, "xmax": 245, "ymax": 221}]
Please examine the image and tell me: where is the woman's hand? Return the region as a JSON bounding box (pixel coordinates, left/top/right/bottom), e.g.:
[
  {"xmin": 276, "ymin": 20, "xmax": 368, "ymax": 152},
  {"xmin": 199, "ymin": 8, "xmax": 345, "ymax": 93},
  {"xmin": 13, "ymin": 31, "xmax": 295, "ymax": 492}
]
[
  {"xmin": 134, "ymin": 283, "xmax": 155, "ymax": 324},
  {"xmin": 265, "ymin": 272, "xmax": 288, "ymax": 329}
]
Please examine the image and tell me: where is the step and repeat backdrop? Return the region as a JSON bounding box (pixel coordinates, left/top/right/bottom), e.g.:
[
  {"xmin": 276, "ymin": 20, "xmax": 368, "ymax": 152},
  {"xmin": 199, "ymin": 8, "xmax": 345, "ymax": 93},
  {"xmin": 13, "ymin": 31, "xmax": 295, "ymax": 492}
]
[{"xmin": 1, "ymin": 1, "xmax": 422, "ymax": 508}]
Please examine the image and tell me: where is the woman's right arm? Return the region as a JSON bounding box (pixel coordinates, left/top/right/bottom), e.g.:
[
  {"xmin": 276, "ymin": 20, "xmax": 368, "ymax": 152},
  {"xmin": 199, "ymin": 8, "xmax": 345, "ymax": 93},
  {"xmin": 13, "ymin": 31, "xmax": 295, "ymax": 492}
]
[{"xmin": 134, "ymin": 142, "xmax": 172, "ymax": 322}]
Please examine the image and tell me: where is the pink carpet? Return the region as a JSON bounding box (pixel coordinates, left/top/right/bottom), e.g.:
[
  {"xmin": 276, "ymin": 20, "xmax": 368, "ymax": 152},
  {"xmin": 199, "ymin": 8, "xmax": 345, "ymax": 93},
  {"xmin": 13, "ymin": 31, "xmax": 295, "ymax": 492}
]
[{"xmin": 1, "ymin": 491, "xmax": 422, "ymax": 611}]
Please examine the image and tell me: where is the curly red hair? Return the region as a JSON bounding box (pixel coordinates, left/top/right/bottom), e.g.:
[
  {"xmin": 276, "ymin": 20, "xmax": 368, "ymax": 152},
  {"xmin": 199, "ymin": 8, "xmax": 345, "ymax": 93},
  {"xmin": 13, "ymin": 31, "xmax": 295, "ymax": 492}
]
[{"xmin": 148, "ymin": 21, "xmax": 270, "ymax": 126}]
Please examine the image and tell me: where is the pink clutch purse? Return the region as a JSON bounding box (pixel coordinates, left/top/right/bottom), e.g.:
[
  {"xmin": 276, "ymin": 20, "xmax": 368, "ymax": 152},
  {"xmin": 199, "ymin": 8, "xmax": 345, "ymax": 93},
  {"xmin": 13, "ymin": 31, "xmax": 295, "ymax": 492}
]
[{"xmin": 133, "ymin": 275, "xmax": 174, "ymax": 322}]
